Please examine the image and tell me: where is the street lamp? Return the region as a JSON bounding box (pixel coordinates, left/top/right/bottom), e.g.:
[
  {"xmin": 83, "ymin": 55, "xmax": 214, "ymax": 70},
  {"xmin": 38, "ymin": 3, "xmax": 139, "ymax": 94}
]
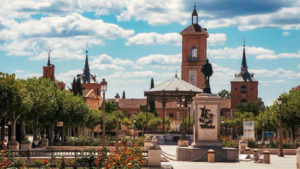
[
  {"xmin": 115, "ymin": 93, "xmax": 120, "ymax": 152},
  {"xmin": 188, "ymin": 103, "xmax": 191, "ymax": 134},
  {"xmin": 100, "ymin": 78, "xmax": 107, "ymax": 146},
  {"xmin": 277, "ymin": 96, "xmax": 284, "ymax": 157},
  {"xmin": 177, "ymin": 96, "xmax": 187, "ymax": 140}
]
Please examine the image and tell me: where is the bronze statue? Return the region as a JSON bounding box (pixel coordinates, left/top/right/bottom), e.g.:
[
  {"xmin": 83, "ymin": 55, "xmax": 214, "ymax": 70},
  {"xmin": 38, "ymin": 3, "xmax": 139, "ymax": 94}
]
[{"xmin": 201, "ymin": 59, "xmax": 213, "ymax": 93}]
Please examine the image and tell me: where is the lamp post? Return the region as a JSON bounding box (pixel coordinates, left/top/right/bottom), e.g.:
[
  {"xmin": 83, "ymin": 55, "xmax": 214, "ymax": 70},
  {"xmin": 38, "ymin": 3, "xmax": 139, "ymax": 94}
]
[
  {"xmin": 115, "ymin": 93, "xmax": 120, "ymax": 152},
  {"xmin": 262, "ymin": 123, "xmax": 265, "ymax": 144},
  {"xmin": 100, "ymin": 78, "xmax": 107, "ymax": 146},
  {"xmin": 177, "ymin": 96, "xmax": 187, "ymax": 140},
  {"xmin": 133, "ymin": 119, "xmax": 136, "ymax": 142},
  {"xmin": 277, "ymin": 96, "xmax": 284, "ymax": 157},
  {"xmin": 188, "ymin": 103, "xmax": 191, "ymax": 134}
]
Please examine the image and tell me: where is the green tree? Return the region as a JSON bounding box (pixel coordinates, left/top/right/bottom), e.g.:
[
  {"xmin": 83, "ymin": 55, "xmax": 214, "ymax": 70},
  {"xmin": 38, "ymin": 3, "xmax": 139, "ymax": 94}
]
[
  {"xmin": 86, "ymin": 109, "xmax": 102, "ymax": 137},
  {"xmin": 149, "ymin": 78, "xmax": 156, "ymax": 113},
  {"xmin": 23, "ymin": 77, "xmax": 58, "ymax": 141},
  {"xmin": 0, "ymin": 73, "xmax": 22, "ymax": 143},
  {"xmin": 218, "ymin": 89, "xmax": 230, "ymax": 99},
  {"xmin": 122, "ymin": 90, "xmax": 125, "ymax": 99}
]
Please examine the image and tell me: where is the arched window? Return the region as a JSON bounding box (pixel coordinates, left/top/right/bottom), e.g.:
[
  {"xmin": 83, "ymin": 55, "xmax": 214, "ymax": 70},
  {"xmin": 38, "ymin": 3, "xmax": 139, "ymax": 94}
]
[
  {"xmin": 241, "ymin": 99, "xmax": 247, "ymax": 105},
  {"xmin": 190, "ymin": 47, "xmax": 197, "ymax": 61},
  {"xmin": 241, "ymin": 85, "xmax": 247, "ymax": 94}
]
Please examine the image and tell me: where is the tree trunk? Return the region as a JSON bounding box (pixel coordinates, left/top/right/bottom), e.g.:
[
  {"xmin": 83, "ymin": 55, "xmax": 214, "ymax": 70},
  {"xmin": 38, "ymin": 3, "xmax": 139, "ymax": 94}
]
[
  {"xmin": 0, "ymin": 121, "xmax": 5, "ymax": 140},
  {"xmin": 49, "ymin": 123, "xmax": 55, "ymax": 145},
  {"xmin": 10, "ymin": 118, "xmax": 17, "ymax": 142},
  {"xmin": 20, "ymin": 120, "xmax": 26, "ymax": 141}
]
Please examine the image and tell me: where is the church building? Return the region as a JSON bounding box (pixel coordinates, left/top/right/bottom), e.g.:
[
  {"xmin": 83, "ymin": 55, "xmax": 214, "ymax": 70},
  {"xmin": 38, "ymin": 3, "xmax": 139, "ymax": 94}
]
[
  {"xmin": 77, "ymin": 50, "xmax": 102, "ymax": 109},
  {"xmin": 230, "ymin": 42, "xmax": 258, "ymax": 110},
  {"xmin": 42, "ymin": 51, "xmax": 65, "ymax": 90}
]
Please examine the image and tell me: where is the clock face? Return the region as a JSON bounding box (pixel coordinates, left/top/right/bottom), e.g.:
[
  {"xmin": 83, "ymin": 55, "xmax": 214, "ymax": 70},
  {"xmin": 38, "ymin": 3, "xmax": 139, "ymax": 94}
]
[{"xmin": 189, "ymin": 71, "xmax": 197, "ymax": 86}]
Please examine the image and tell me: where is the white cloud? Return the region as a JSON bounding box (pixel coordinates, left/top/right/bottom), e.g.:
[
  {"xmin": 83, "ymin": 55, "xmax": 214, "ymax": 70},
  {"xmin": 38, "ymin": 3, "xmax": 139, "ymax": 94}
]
[
  {"xmin": 0, "ymin": 13, "xmax": 134, "ymax": 61},
  {"xmin": 117, "ymin": 0, "xmax": 189, "ymax": 25},
  {"xmin": 126, "ymin": 32, "xmax": 181, "ymax": 46},
  {"xmin": 282, "ymin": 31, "xmax": 290, "ymax": 36},
  {"xmin": 249, "ymin": 68, "xmax": 300, "ymax": 79},
  {"xmin": 298, "ymin": 64, "xmax": 300, "ymax": 69},
  {"xmin": 208, "ymin": 46, "xmax": 300, "ymax": 60},
  {"xmin": 208, "ymin": 46, "xmax": 274, "ymax": 59},
  {"xmin": 137, "ymin": 53, "xmax": 181, "ymax": 65},
  {"xmin": 201, "ymin": 5, "xmax": 300, "ymax": 31},
  {"xmin": 126, "ymin": 32, "xmax": 226, "ymax": 46},
  {"xmin": 90, "ymin": 54, "xmax": 139, "ymax": 71},
  {"xmin": 208, "ymin": 33, "xmax": 227, "ymax": 46}
]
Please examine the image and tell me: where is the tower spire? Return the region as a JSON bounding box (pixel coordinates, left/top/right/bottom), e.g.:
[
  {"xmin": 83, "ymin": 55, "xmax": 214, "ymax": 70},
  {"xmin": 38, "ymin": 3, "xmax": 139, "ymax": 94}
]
[
  {"xmin": 192, "ymin": 1, "xmax": 198, "ymax": 24},
  {"xmin": 47, "ymin": 49, "xmax": 52, "ymax": 66},
  {"xmin": 83, "ymin": 48, "xmax": 91, "ymax": 83},
  {"xmin": 241, "ymin": 38, "xmax": 248, "ymax": 73}
]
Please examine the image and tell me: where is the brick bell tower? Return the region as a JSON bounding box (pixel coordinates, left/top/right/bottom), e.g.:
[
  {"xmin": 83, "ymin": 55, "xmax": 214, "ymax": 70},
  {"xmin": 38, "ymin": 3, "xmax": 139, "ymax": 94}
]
[
  {"xmin": 181, "ymin": 4, "xmax": 209, "ymax": 89},
  {"xmin": 43, "ymin": 50, "xmax": 55, "ymax": 80},
  {"xmin": 230, "ymin": 40, "xmax": 258, "ymax": 109}
]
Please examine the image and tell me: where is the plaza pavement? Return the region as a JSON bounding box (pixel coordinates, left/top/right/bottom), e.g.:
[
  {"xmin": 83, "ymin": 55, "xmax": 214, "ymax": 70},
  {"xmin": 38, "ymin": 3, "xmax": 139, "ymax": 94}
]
[{"xmin": 160, "ymin": 145, "xmax": 296, "ymax": 169}]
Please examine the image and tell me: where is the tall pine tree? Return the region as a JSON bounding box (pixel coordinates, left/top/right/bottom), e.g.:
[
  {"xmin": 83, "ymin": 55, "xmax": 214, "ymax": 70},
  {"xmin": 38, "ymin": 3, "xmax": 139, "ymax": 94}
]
[
  {"xmin": 122, "ymin": 90, "xmax": 125, "ymax": 99},
  {"xmin": 76, "ymin": 78, "xmax": 83, "ymax": 96},
  {"xmin": 72, "ymin": 77, "xmax": 77, "ymax": 95},
  {"xmin": 149, "ymin": 77, "xmax": 156, "ymax": 113}
]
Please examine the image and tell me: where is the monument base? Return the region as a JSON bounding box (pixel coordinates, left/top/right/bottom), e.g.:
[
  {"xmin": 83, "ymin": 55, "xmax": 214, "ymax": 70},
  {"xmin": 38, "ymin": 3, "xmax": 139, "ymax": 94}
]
[
  {"xmin": 192, "ymin": 140, "xmax": 223, "ymax": 149},
  {"xmin": 177, "ymin": 146, "xmax": 238, "ymax": 162}
]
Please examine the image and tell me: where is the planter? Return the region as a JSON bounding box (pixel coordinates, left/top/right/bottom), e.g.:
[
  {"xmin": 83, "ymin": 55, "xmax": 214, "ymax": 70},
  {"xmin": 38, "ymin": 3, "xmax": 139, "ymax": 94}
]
[{"xmin": 178, "ymin": 139, "xmax": 189, "ymax": 147}]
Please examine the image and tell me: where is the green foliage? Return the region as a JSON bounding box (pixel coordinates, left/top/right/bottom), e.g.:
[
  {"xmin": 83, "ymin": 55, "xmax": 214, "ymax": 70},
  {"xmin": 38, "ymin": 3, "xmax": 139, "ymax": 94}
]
[
  {"xmin": 86, "ymin": 109, "xmax": 102, "ymax": 133},
  {"xmin": 122, "ymin": 90, "xmax": 126, "ymax": 99},
  {"xmin": 72, "ymin": 77, "xmax": 83, "ymax": 96},
  {"xmin": 220, "ymin": 137, "xmax": 238, "ymax": 148},
  {"xmin": 218, "ymin": 89, "xmax": 230, "ymax": 99},
  {"xmin": 247, "ymin": 139, "xmax": 258, "ymax": 148}
]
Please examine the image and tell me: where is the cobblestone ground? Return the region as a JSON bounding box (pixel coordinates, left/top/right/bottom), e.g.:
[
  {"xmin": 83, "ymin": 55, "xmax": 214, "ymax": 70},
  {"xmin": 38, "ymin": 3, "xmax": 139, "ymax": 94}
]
[{"xmin": 160, "ymin": 145, "xmax": 296, "ymax": 169}]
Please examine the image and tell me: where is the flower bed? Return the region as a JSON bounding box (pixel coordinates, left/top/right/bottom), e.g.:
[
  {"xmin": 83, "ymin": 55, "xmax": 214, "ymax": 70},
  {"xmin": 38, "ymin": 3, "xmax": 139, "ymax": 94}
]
[{"xmin": 0, "ymin": 139, "xmax": 144, "ymax": 169}]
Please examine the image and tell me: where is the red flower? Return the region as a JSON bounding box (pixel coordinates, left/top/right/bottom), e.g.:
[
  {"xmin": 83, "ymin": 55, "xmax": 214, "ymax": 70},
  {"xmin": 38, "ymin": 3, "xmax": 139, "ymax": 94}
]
[
  {"xmin": 43, "ymin": 160, "xmax": 48, "ymax": 165},
  {"xmin": 121, "ymin": 161, "xmax": 125, "ymax": 164}
]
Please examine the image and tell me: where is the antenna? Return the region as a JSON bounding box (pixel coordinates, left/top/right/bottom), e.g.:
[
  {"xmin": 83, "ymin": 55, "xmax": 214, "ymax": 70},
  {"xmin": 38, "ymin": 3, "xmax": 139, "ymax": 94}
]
[
  {"xmin": 175, "ymin": 70, "xmax": 178, "ymax": 78},
  {"xmin": 243, "ymin": 38, "xmax": 246, "ymax": 47}
]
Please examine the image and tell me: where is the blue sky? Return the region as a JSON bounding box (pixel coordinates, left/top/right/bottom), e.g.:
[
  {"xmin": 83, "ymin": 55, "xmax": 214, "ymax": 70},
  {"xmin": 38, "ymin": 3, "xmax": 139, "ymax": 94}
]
[{"xmin": 0, "ymin": 0, "xmax": 300, "ymax": 105}]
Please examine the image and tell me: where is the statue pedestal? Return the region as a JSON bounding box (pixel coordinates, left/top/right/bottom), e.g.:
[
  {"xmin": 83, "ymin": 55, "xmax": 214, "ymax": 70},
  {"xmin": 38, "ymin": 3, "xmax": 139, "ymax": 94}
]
[
  {"xmin": 176, "ymin": 93, "xmax": 238, "ymax": 162},
  {"xmin": 192, "ymin": 93, "xmax": 222, "ymax": 148}
]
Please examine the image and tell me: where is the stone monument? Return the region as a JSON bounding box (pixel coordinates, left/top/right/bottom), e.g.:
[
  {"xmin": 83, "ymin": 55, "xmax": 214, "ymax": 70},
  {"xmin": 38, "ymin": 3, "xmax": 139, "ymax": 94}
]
[{"xmin": 176, "ymin": 59, "xmax": 238, "ymax": 162}]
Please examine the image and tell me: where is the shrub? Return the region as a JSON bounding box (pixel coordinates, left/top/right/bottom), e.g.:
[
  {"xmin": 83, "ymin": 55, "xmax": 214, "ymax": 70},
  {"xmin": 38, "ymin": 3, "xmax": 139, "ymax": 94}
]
[{"xmin": 248, "ymin": 139, "xmax": 258, "ymax": 148}]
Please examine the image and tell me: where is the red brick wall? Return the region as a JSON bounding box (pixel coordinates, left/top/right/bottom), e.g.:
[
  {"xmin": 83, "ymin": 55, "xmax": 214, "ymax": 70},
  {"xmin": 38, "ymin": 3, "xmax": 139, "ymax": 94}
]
[
  {"xmin": 181, "ymin": 32, "xmax": 208, "ymax": 89},
  {"xmin": 43, "ymin": 66, "xmax": 55, "ymax": 80},
  {"xmin": 86, "ymin": 98, "xmax": 100, "ymax": 110},
  {"xmin": 230, "ymin": 81, "xmax": 258, "ymax": 109},
  {"xmin": 82, "ymin": 83, "xmax": 101, "ymax": 96}
]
